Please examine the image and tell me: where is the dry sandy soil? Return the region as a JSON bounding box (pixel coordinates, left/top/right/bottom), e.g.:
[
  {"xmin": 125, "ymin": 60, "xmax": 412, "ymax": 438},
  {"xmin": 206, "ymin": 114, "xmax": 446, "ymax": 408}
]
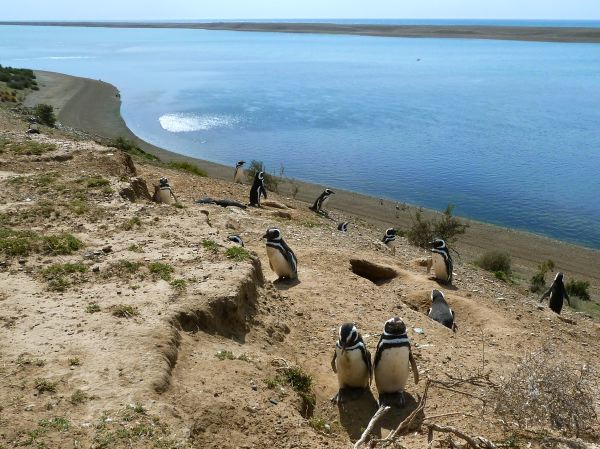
[{"xmin": 1, "ymin": 107, "xmax": 599, "ymax": 449}]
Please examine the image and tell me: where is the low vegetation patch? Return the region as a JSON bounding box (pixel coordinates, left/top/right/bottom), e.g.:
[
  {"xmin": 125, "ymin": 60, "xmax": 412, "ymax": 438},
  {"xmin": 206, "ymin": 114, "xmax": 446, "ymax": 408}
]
[
  {"xmin": 565, "ymin": 279, "xmax": 591, "ymax": 301},
  {"xmin": 86, "ymin": 303, "xmax": 101, "ymax": 314},
  {"xmin": 167, "ymin": 161, "xmax": 207, "ymax": 177},
  {"xmin": 215, "ymin": 350, "xmax": 251, "ymax": 362},
  {"xmin": 0, "ymin": 139, "xmax": 57, "ymax": 155},
  {"xmin": 475, "ymin": 250, "xmax": 513, "ymax": 282},
  {"xmin": 111, "ymin": 304, "xmax": 139, "ymax": 318},
  {"xmin": 530, "ymin": 259, "xmax": 555, "ymax": 293},
  {"xmin": 39, "ymin": 417, "xmax": 70, "ymax": 432},
  {"xmin": 201, "ymin": 239, "xmax": 220, "ymax": 253},
  {"xmin": 110, "ymin": 137, "xmax": 160, "ymax": 162},
  {"xmin": 225, "ymin": 246, "xmax": 251, "ymax": 262},
  {"xmin": 0, "ymin": 65, "xmax": 37, "ymax": 90},
  {"xmin": 34, "ymin": 103, "xmax": 56, "ymax": 127},
  {"xmin": 267, "ymin": 363, "xmax": 315, "ymax": 417},
  {"xmin": 406, "ymin": 205, "xmax": 468, "ymax": 248},
  {"xmin": 34, "ymin": 378, "xmax": 57, "ymax": 394},
  {"xmin": 16, "ymin": 354, "xmax": 46, "ymax": 367},
  {"xmin": 70, "ymin": 389, "xmax": 89, "ymax": 405},
  {"xmin": 0, "ymin": 227, "xmax": 83, "ymax": 257},
  {"xmin": 122, "ymin": 216, "xmax": 142, "ymax": 231},
  {"xmin": 40, "ymin": 262, "xmax": 87, "ymax": 291},
  {"xmin": 169, "ymin": 278, "xmax": 187, "ymax": 292},
  {"xmin": 148, "ymin": 262, "xmax": 174, "ymax": 281},
  {"xmin": 494, "ymin": 347, "xmax": 597, "ymax": 438},
  {"xmin": 82, "ymin": 175, "xmax": 110, "ymax": 189}
]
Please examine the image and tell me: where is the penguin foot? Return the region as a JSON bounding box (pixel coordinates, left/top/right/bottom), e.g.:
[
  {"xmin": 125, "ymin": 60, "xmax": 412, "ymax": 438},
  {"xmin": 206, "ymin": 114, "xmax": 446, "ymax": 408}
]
[
  {"xmin": 330, "ymin": 391, "xmax": 341, "ymax": 404},
  {"xmin": 378, "ymin": 392, "xmax": 405, "ymax": 408}
]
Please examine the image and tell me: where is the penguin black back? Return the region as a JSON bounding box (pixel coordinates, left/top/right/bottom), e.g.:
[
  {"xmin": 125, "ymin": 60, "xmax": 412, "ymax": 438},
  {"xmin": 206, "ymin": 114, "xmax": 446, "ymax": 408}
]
[
  {"xmin": 249, "ymin": 171, "xmax": 267, "ymax": 206},
  {"xmin": 428, "ymin": 289, "xmax": 456, "ymax": 331},
  {"xmin": 540, "ymin": 272, "xmax": 570, "ymax": 314},
  {"xmin": 383, "ymin": 228, "xmax": 397, "ymax": 244}
]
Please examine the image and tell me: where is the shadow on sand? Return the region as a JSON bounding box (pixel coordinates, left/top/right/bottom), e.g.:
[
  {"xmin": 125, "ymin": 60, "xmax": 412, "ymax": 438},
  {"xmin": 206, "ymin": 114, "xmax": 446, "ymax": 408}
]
[
  {"xmin": 338, "ymin": 391, "xmax": 422, "ymax": 442},
  {"xmin": 272, "ymin": 278, "xmax": 301, "ymax": 290}
]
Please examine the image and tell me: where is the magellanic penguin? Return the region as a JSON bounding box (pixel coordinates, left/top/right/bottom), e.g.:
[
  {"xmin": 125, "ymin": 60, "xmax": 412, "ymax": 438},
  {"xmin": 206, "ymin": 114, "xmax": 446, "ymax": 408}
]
[
  {"xmin": 155, "ymin": 177, "xmax": 177, "ymax": 204},
  {"xmin": 374, "ymin": 317, "xmax": 419, "ymax": 406},
  {"xmin": 233, "ymin": 160, "xmax": 245, "ymax": 183},
  {"xmin": 540, "ymin": 272, "xmax": 571, "ymax": 315},
  {"xmin": 338, "ymin": 222, "xmax": 349, "ymax": 232},
  {"xmin": 227, "ymin": 235, "xmax": 244, "ymax": 247},
  {"xmin": 263, "ymin": 228, "xmax": 298, "ymax": 281},
  {"xmin": 429, "ymin": 239, "xmax": 453, "ymax": 284},
  {"xmin": 249, "ymin": 171, "xmax": 267, "ymax": 207},
  {"xmin": 310, "ymin": 189, "xmax": 334, "ymax": 214},
  {"xmin": 427, "ymin": 289, "xmax": 456, "ymax": 331},
  {"xmin": 382, "ymin": 228, "xmax": 398, "ymax": 254},
  {"xmin": 330, "ymin": 323, "xmax": 372, "ymax": 403}
]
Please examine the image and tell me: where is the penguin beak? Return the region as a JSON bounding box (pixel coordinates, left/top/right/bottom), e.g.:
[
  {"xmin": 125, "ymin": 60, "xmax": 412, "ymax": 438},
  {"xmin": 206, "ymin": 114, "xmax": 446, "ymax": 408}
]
[
  {"xmin": 261, "ymin": 233, "xmax": 268, "ymax": 239},
  {"xmin": 340, "ymin": 342, "xmax": 347, "ymax": 354}
]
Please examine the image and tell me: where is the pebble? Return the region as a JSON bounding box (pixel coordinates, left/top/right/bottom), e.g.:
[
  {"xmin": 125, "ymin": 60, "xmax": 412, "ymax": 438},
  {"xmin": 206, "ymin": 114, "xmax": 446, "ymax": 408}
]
[{"xmin": 269, "ymin": 399, "xmax": 278, "ymax": 405}]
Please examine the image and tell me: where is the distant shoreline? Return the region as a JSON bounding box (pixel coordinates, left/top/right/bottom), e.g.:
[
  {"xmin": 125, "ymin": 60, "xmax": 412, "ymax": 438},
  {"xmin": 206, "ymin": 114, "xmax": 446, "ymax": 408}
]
[
  {"xmin": 23, "ymin": 70, "xmax": 600, "ymax": 293},
  {"xmin": 3, "ymin": 21, "xmax": 600, "ymax": 43}
]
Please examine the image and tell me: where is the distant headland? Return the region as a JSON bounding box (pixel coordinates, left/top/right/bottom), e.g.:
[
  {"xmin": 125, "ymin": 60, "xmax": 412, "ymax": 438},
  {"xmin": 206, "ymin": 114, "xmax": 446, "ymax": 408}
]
[{"xmin": 2, "ymin": 21, "xmax": 600, "ymax": 43}]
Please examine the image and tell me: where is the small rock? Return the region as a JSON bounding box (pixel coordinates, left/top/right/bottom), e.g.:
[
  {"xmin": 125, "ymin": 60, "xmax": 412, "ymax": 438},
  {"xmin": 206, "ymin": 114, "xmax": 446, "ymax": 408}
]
[
  {"xmin": 92, "ymin": 266, "xmax": 100, "ymax": 273},
  {"xmin": 102, "ymin": 246, "xmax": 113, "ymax": 254},
  {"xmin": 269, "ymin": 399, "xmax": 278, "ymax": 405},
  {"xmin": 413, "ymin": 327, "xmax": 424, "ymax": 334}
]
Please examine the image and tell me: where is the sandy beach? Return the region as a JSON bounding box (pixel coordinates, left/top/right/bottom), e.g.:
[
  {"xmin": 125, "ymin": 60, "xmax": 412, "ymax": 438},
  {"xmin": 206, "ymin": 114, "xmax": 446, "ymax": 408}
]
[
  {"xmin": 25, "ymin": 70, "xmax": 600, "ymax": 292},
  {"xmin": 3, "ymin": 21, "xmax": 600, "ymax": 43}
]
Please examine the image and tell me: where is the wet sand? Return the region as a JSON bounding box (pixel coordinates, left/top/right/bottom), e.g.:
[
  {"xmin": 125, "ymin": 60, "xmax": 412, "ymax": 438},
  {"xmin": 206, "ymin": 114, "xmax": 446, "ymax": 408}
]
[
  {"xmin": 26, "ymin": 70, "xmax": 600, "ymax": 290},
  {"xmin": 3, "ymin": 21, "xmax": 600, "ymax": 43}
]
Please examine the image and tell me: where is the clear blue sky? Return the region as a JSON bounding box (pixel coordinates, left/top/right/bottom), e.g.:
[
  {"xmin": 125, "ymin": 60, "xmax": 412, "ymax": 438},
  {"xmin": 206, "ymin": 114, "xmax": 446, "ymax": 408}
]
[{"xmin": 3, "ymin": 0, "xmax": 599, "ymax": 21}]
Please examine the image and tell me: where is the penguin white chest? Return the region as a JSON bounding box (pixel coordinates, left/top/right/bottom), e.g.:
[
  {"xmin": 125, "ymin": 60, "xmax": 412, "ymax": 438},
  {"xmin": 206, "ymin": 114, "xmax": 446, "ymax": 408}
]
[
  {"xmin": 375, "ymin": 347, "xmax": 410, "ymax": 394},
  {"xmin": 234, "ymin": 169, "xmax": 244, "ymax": 183},
  {"xmin": 432, "ymin": 253, "xmax": 448, "ymax": 280},
  {"xmin": 159, "ymin": 188, "xmax": 173, "ymax": 204},
  {"xmin": 266, "ymin": 246, "xmax": 293, "ymax": 278},
  {"xmin": 335, "ymin": 348, "xmax": 369, "ymax": 388},
  {"xmin": 321, "ymin": 196, "xmax": 330, "ymax": 208}
]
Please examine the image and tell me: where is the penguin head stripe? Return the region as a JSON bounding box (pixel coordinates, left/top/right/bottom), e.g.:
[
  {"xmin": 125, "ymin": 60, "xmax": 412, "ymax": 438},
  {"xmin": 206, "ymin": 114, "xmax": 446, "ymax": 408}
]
[
  {"xmin": 324, "ymin": 189, "xmax": 334, "ymax": 195},
  {"xmin": 257, "ymin": 171, "xmax": 264, "ymax": 181},
  {"xmin": 159, "ymin": 177, "xmax": 169, "ymax": 187},
  {"xmin": 431, "ymin": 289, "xmax": 445, "ymax": 302},
  {"xmin": 338, "ymin": 323, "xmax": 359, "ymax": 347},
  {"xmin": 227, "ymin": 235, "xmax": 244, "ymax": 246},
  {"xmin": 555, "ymin": 272, "xmax": 564, "ymax": 282},
  {"xmin": 431, "ymin": 239, "xmax": 447, "ymax": 250},
  {"xmin": 263, "ymin": 228, "xmax": 281, "ymax": 241},
  {"xmin": 385, "ymin": 228, "xmax": 396, "ymax": 237},
  {"xmin": 236, "ymin": 160, "xmax": 245, "ymax": 167}
]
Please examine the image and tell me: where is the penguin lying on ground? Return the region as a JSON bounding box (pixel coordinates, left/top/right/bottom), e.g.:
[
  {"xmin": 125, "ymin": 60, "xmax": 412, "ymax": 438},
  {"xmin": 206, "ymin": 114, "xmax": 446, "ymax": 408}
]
[
  {"xmin": 374, "ymin": 317, "xmax": 419, "ymax": 407},
  {"xmin": 428, "ymin": 289, "xmax": 456, "ymax": 331},
  {"xmin": 153, "ymin": 177, "xmax": 178, "ymax": 204},
  {"xmin": 382, "ymin": 228, "xmax": 397, "ymax": 254},
  {"xmin": 249, "ymin": 171, "xmax": 267, "ymax": 206},
  {"xmin": 338, "ymin": 222, "xmax": 349, "ymax": 232},
  {"xmin": 309, "ymin": 189, "xmax": 334, "ymax": 215},
  {"xmin": 262, "ymin": 228, "xmax": 298, "ymax": 281},
  {"xmin": 540, "ymin": 272, "xmax": 571, "ymax": 314},
  {"xmin": 428, "ymin": 238, "xmax": 453, "ymax": 284},
  {"xmin": 233, "ymin": 160, "xmax": 245, "ymax": 183},
  {"xmin": 330, "ymin": 323, "xmax": 372, "ymax": 403},
  {"xmin": 227, "ymin": 235, "xmax": 244, "ymax": 247}
]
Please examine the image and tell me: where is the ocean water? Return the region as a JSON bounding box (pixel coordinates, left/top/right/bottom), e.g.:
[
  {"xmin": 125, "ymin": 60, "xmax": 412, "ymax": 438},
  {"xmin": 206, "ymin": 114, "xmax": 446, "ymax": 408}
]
[{"xmin": 1, "ymin": 25, "xmax": 600, "ymax": 249}]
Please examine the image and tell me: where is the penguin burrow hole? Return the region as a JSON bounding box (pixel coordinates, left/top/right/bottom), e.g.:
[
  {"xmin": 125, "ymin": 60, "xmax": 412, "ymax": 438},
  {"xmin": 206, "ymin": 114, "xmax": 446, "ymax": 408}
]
[{"xmin": 349, "ymin": 259, "xmax": 399, "ymax": 285}]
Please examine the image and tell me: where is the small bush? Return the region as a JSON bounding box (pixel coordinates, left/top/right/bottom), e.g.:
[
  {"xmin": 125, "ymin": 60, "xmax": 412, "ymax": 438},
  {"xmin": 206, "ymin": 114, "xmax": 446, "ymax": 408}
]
[
  {"xmin": 86, "ymin": 303, "xmax": 101, "ymax": 314},
  {"xmin": 167, "ymin": 161, "xmax": 207, "ymax": 177},
  {"xmin": 70, "ymin": 389, "xmax": 89, "ymax": 405},
  {"xmin": 114, "ymin": 260, "xmax": 143, "ymax": 274},
  {"xmin": 494, "ymin": 347, "xmax": 597, "ymax": 437},
  {"xmin": 43, "ymin": 233, "xmax": 83, "ymax": 255},
  {"xmin": 246, "ymin": 160, "xmax": 279, "ymax": 192},
  {"xmin": 566, "ymin": 279, "xmax": 591, "ymax": 301},
  {"xmin": 123, "ymin": 216, "xmax": 142, "ymax": 231},
  {"xmin": 34, "ymin": 103, "xmax": 56, "ymax": 127},
  {"xmin": 0, "ymin": 228, "xmax": 82, "ymax": 257},
  {"xmin": 111, "ymin": 304, "xmax": 139, "ymax": 318},
  {"xmin": 225, "ymin": 246, "xmax": 250, "ymax": 262},
  {"xmin": 215, "ymin": 350, "xmax": 235, "ymax": 361},
  {"xmin": 84, "ymin": 175, "xmax": 110, "ymax": 189},
  {"xmin": 68, "ymin": 357, "xmax": 81, "ymax": 367},
  {"xmin": 34, "ymin": 378, "xmax": 57, "ymax": 394},
  {"xmin": 41, "ymin": 263, "xmax": 87, "ymax": 291},
  {"xmin": 530, "ymin": 259, "xmax": 555, "ymax": 293},
  {"xmin": 268, "ymin": 364, "xmax": 315, "ymax": 416},
  {"xmin": 406, "ymin": 205, "xmax": 468, "ymax": 248},
  {"xmin": 201, "ymin": 239, "xmax": 220, "ymax": 253},
  {"xmin": 127, "ymin": 244, "xmax": 144, "ymax": 253},
  {"xmin": 169, "ymin": 278, "xmax": 187, "ymax": 292},
  {"xmin": 2, "ymin": 140, "xmax": 57, "ymax": 155},
  {"xmin": 148, "ymin": 262, "xmax": 174, "ymax": 281},
  {"xmin": 476, "ymin": 251, "xmax": 511, "ymax": 274},
  {"xmin": 110, "ymin": 137, "xmax": 160, "ymax": 162},
  {"xmin": 39, "ymin": 417, "xmax": 70, "ymax": 432}
]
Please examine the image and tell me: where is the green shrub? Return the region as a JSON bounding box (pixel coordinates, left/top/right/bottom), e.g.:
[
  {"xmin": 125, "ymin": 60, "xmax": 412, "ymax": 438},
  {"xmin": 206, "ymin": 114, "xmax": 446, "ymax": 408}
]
[
  {"xmin": 246, "ymin": 160, "xmax": 279, "ymax": 192},
  {"xmin": 566, "ymin": 279, "xmax": 591, "ymax": 301},
  {"xmin": 34, "ymin": 378, "xmax": 57, "ymax": 394},
  {"xmin": 111, "ymin": 304, "xmax": 139, "ymax": 318},
  {"xmin": 85, "ymin": 303, "xmax": 101, "ymax": 314},
  {"xmin": 530, "ymin": 259, "xmax": 555, "ymax": 293},
  {"xmin": 201, "ymin": 239, "xmax": 220, "ymax": 253},
  {"xmin": 110, "ymin": 137, "xmax": 160, "ymax": 162},
  {"xmin": 169, "ymin": 278, "xmax": 187, "ymax": 291},
  {"xmin": 0, "ymin": 228, "xmax": 82, "ymax": 257},
  {"xmin": 167, "ymin": 161, "xmax": 207, "ymax": 177},
  {"xmin": 225, "ymin": 246, "xmax": 250, "ymax": 262},
  {"xmin": 34, "ymin": 103, "xmax": 56, "ymax": 127},
  {"xmin": 41, "ymin": 263, "xmax": 87, "ymax": 277},
  {"xmin": 406, "ymin": 205, "xmax": 468, "ymax": 248},
  {"xmin": 476, "ymin": 251, "xmax": 512, "ymax": 274},
  {"xmin": 43, "ymin": 233, "xmax": 83, "ymax": 255},
  {"xmin": 148, "ymin": 262, "xmax": 174, "ymax": 281},
  {"xmin": 84, "ymin": 175, "xmax": 110, "ymax": 188}
]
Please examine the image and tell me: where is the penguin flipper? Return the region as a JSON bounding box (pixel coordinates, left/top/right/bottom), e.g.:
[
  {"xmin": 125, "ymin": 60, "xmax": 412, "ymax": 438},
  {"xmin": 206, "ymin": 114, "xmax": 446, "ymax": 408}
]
[
  {"xmin": 409, "ymin": 350, "xmax": 419, "ymax": 385},
  {"xmin": 331, "ymin": 351, "xmax": 337, "ymax": 373},
  {"xmin": 540, "ymin": 288, "xmax": 551, "ymax": 302}
]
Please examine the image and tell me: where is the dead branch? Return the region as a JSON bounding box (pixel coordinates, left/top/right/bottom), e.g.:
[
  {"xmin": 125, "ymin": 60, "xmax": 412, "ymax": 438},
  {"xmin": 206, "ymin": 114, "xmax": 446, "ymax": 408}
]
[
  {"xmin": 353, "ymin": 405, "xmax": 391, "ymax": 449},
  {"xmin": 427, "ymin": 424, "xmax": 499, "ymax": 449},
  {"xmin": 430, "ymin": 381, "xmax": 486, "ymax": 403},
  {"xmin": 424, "ymin": 412, "xmax": 476, "ymax": 421},
  {"xmin": 387, "ymin": 379, "xmax": 431, "ymax": 440}
]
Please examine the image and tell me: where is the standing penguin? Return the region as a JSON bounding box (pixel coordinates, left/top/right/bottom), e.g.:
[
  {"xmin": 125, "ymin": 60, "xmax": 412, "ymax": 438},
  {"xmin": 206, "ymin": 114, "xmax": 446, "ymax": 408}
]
[
  {"xmin": 233, "ymin": 160, "xmax": 245, "ymax": 183},
  {"xmin": 330, "ymin": 323, "xmax": 372, "ymax": 403},
  {"xmin": 154, "ymin": 177, "xmax": 178, "ymax": 204},
  {"xmin": 428, "ymin": 289, "xmax": 456, "ymax": 331},
  {"xmin": 540, "ymin": 272, "xmax": 571, "ymax": 314},
  {"xmin": 310, "ymin": 189, "xmax": 334, "ymax": 215},
  {"xmin": 382, "ymin": 228, "xmax": 398, "ymax": 254},
  {"xmin": 262, "ymin": 228, "xmax": 298, "ymax": 281},
  {"xmin": 338, "ymin": 222, "xmax": 349, "ymax": 232},
  {"xmin": 249, "ymin": 171, "xmax": 267, "ymax": 207},
  {"xmin": 374, "ymin": 317, "xmax": 419, "ymax": 407},
  {"xmin": 428, "ymin": 239, "xmax": 453, "ymax": 284}
]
